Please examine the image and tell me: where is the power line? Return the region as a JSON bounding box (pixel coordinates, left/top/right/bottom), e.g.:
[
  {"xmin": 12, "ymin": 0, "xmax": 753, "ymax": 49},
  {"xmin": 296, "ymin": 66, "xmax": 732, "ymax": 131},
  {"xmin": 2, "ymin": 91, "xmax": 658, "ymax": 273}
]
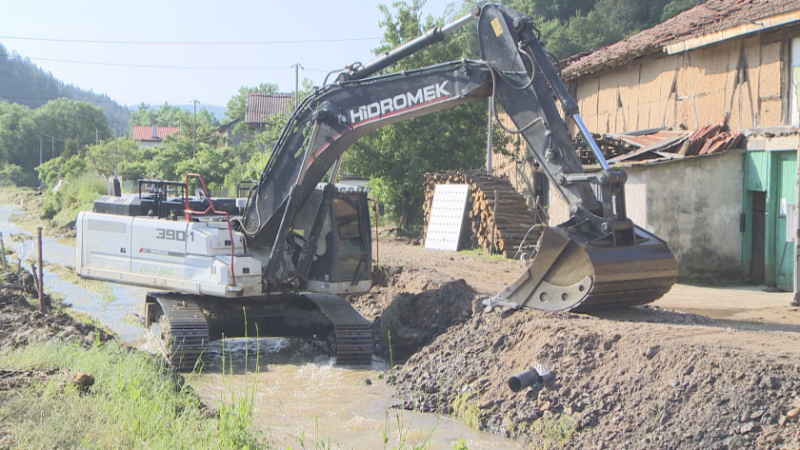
[
  {"xmin": 10, "ymin": 55, "xmax": 293, "ymax": 70},
  {"xmin": 0, "ymin": 36, "xmax": 381, "ymax": 46},
  {"xmin": 3, "ymin": 52, "xmax": 336, "ymax": 72}
]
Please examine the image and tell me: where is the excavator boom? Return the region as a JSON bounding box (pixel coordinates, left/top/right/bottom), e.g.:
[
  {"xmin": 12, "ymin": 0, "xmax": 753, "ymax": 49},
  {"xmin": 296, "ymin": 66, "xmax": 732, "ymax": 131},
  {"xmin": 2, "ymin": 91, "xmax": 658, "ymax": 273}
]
[{"xmin": 240, "ymin": 3, "xmax": 677, "ymax": 310}]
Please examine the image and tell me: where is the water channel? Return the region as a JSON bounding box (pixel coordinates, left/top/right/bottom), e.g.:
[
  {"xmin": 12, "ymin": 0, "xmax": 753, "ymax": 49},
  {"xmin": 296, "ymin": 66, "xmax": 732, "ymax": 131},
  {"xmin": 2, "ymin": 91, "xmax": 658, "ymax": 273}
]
[{"xmin": 0, "ymin": 204, "xmax": 524, "ymax": 449}]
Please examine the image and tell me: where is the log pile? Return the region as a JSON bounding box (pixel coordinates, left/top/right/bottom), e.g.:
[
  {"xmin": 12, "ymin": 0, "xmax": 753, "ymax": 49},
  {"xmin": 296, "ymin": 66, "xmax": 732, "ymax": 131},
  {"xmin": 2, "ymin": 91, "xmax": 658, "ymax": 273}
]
[{"xmin": 422, "ymin": 170, "xmax": 542, "ymax": 258}]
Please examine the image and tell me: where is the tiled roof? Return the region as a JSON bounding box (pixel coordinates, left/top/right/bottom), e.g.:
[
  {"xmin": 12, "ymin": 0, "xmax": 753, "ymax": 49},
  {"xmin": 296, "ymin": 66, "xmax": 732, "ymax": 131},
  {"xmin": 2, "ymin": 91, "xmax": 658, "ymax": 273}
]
[
  {"xmin": 562, "ymin": 0, "xmax": 800, "ymax": 80},
  {"xmin": 132, "ymin": 126, "xmax": 181, "ymax": 141},
  {"xmin": 245, "ymin": 93, "xmax": 292, "ymax": 124}
]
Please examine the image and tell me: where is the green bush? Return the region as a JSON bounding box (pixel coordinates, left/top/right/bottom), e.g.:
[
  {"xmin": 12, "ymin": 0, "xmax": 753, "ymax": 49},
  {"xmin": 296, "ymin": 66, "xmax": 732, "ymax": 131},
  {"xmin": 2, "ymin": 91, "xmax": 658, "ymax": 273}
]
[
  {"xmin": 0, "ymin": 164, "xmax": 39, "ymax": 187},
  {"xmin": 40, "ymin": 173, "xmax": 107, "ymax": 226}
]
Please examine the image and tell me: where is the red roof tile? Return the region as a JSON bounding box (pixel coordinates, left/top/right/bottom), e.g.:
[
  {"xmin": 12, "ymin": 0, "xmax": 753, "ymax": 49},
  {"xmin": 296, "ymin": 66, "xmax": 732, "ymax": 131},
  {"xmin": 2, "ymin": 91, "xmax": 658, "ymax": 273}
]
[
  {"xmin": 132, "ymin": 126, "xmax": 181, "ymax": 141},
  {"xmin": 562, "ymin": 0, "xmax": 800, "ymax": 80},
  {"xmin": 245, "ymin": 93, "xmax": 292, "ymax": 125}
]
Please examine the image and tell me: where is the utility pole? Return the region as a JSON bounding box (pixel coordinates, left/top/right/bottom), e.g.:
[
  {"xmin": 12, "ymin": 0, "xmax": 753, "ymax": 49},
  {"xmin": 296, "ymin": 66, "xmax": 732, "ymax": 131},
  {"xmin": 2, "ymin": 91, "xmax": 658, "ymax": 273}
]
[
  {"xmin": 193, "ymin": 100, "xmax": 198, "ymax": 158},
  {"xmin": 114, "ymin": 120, "xmax": 118, "ymax": 178},
  {"xmin": 291, "ymin": 63, "xmax": 304, "ymax": 108},
  {"xmin": 51, "ymin": 135, "xmax": 54, "ymax": 160}
]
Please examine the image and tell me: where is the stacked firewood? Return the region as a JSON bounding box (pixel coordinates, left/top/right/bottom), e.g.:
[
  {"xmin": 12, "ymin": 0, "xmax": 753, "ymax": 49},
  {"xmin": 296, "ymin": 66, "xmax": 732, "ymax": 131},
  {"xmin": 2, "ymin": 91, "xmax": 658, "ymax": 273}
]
[{"xmin": 422, "ymin": 170, "xmax": 542, "ymax": 258}]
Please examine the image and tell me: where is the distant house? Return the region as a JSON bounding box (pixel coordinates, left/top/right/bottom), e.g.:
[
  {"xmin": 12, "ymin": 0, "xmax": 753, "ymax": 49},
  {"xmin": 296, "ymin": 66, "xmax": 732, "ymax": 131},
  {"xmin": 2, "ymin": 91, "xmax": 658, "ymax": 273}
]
[
  {"xmin": 245, "ymin": 93, "xmax": 292, "ymax": 132},
  {"xmin": 132, "ymin": 120, "xmax": 181, "ymax": 148},
  {"xmin": 217, "ymin": 117, "xmax": 243, "ymax": 147}
]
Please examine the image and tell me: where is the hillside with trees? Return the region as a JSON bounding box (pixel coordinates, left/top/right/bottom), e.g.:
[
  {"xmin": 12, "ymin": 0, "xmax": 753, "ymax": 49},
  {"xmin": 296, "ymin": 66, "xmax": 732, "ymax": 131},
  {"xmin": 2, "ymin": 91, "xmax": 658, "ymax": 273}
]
[{"xmin": 0, "ymin": 43, "xmax": 130, "ymax": 130}]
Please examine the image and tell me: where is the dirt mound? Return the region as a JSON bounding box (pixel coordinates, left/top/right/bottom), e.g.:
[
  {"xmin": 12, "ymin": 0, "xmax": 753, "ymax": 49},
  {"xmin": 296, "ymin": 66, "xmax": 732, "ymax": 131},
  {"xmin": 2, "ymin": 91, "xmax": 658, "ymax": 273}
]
[
  {"xmin": 390, "ymin": 307, "xmax": 800, "ymax": 449},
  {"xmin": 350, "ymin": 265, "xmax": 480, "ymax": 360},
  {"xmin": 0, "ymin": 270, "xmax": 114, "ymax": 349}
]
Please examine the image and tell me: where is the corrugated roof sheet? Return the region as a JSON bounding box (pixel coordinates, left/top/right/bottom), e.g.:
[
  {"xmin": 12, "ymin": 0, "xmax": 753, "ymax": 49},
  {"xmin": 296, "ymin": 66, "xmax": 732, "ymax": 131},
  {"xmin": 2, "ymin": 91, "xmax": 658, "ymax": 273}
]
[
  {"xmin": 245, "ymin": 93, "xmax": 292, "ymax": 124},
  {"xmin": 562, "ymin": 0, "xmax": 800, "ymax": 80},
  {"xmin": 131, "ymin": 126, "xmax": 181, "ymax": 141}
]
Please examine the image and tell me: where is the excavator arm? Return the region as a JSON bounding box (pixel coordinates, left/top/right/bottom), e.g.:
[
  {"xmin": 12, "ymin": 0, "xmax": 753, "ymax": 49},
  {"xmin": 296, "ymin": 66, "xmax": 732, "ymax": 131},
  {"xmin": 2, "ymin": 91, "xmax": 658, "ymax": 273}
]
[{"xmin": 240, "ymin": 3, "xmax": 678, "ymax": 310}]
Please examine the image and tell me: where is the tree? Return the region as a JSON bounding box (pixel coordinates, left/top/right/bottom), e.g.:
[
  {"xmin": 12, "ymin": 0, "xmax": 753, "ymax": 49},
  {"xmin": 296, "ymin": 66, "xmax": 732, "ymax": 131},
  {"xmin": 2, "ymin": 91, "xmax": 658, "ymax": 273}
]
[
  {"xmin": 129, "ymin": 102, "xmax": 219, "ymax": 129},
  {"xmin": 0, "ymin": 98, "xmax": 110, "ymax": 185},
  {"xmin": 342, "ymin": 0, "xmax": 509, "ymax": 231},
  {"xmin": 506, "ymin": 0, "xmax": 705, "ymax": 59}
]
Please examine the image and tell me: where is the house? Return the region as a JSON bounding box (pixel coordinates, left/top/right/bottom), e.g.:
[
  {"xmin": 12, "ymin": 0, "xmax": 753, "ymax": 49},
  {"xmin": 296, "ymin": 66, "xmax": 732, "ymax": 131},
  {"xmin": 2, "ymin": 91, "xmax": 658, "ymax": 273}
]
[
  {"xmin": 245, "ymin": 93, "xmax": 293, "ymax": 132},
  {"xmin": 493, "ymin": 0, "xmax": 800, "ymax": 288},
  {"xmin": 132, "ymin": 120, "xmax": 181, "ymax": 149},
  {"xmin": 216, "ymin": 117, "xmax": 243, "ymax": 147}
]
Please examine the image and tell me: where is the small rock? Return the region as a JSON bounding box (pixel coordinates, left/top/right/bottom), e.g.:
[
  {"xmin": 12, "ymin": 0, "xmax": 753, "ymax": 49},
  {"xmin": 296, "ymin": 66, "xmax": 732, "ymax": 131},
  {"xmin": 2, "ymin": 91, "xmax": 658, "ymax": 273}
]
[
  {"xmin": 669, "ymin": 380, "xmax": 680, "ymax": 388},
  {"xmin": 683, "ymin": 365, "xmax": 694, "ymax": 376},
  {"xmin": 750, "ymin": 410, "xmax": 764, "ymax": 421},
  {"xmin": 786, "ymin": 408, "xmax": 800, "ymax": 420},
  {"xmin": 540, "ymin": 400, "xmax": 552, "ymax": 411},
  {"xmin": 478, "ymin": 398, "xmax": 496, "ymax": 409},
  {"xmin": 543, "ymin": 410, "xmax": 554, "ymax": 420},
  {"xmin": 364, "ymin": 378, "xmax": 372, "ymax": 386},
  {"xmin": 761, "ymin": 376, "xmax": 780, "ymax": 390},
  {"xmin": 779, "ymin": 415, "xmax": 788, "ymax": 426},
  {"xmin": 644, "ymin": 345, "xmax": 660, "ymax": 360},
  {"xmin": 603, "ymin": 340, "xmax": 614, "ymax": 351},
  {"xmin": 740, "ymin": 422, "xmax": 755, "ymax": 435},
  {"xmin": 792, "ymin": 397, "xmax": 800, "ymax": 409},
  {"xmin": 613, "ymin": 334, "xmax": 622, "ymax": 342},
  {"xmin": 72, "ymin": 371, "xmax": 94, "ymax": 389}
]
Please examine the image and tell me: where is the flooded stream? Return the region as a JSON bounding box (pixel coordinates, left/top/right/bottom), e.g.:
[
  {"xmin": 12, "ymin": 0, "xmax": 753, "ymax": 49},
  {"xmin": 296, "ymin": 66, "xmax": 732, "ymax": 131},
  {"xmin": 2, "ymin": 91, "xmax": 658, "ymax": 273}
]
[{"xmin": 0, "ymin": 204, "xmax": 525, "ymax": 449}]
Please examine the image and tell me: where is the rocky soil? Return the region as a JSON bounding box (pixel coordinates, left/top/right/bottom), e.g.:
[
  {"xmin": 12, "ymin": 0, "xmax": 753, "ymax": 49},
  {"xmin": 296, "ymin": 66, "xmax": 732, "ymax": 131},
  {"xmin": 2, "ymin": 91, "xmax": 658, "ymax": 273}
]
[
  {"xmin": 0, "ymin": 270, "xmax": 113, "ymax": 351},
  {"xmin": 349, "ymin": 239, "xmax": 800, "ymax": 449}
]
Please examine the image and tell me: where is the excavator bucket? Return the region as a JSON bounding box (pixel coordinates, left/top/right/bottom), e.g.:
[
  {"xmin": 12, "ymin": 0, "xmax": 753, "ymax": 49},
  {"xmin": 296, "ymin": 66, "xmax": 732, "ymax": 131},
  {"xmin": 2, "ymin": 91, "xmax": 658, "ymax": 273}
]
[{"xmin": 492, "ymin": 226, "xmax": 678, "ymax": 312}]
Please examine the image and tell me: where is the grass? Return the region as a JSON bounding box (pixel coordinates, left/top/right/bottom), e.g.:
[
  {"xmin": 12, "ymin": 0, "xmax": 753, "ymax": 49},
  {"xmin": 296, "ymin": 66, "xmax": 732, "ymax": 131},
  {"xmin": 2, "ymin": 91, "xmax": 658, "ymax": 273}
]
[
  {"xmin": 451, "ymin": 393, "xmax": 482, "ymax": 430},
  {"xmin": 457, "ymin": 248, "xmax": 509, "ymax": 262},
  {"xmin": 0, "ymin": 340, "xmax": 264, "ymax": 449},
  {"xmin": 527, "ymin": 415, "xmax": 578, "ymax": 450},
  {"xmin": 47, "ymin": 262, "xmax": 116, "ymax": 302}
]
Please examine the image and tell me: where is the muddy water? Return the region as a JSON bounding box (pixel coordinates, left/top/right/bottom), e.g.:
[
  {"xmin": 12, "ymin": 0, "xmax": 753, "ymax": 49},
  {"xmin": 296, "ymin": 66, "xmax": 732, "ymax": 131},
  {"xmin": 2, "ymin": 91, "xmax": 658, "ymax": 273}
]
[
  {"xmin": 195, "ymin": 340, "xmax": 524, "ymax": 450},
  {"xmin": 0, "ymin": 204, "xmax": 525, "ymax": 449}
]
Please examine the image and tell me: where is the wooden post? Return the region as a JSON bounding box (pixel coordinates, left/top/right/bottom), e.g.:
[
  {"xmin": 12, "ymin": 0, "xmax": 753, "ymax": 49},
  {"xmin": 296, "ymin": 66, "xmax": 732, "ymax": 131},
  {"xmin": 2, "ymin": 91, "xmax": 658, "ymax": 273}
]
[
  {"xmin": 37, "ymin": 227, "xmax": 44, "ymax": 313},
  {"xmin": 0, "ymin": 232, "xmax": 5, "ymax": 272}
]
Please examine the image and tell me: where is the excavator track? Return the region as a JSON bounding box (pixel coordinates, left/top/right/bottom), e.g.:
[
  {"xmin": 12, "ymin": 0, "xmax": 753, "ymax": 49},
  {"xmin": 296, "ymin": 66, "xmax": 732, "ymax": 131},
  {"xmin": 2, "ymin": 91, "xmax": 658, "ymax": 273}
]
[
  {"xmin": 145, "ymin": 294, "xmax": 209, "ymax": 372},
  {"xmin": 305, "ymin": 294, "xmax": 373, "ymax": 365}
]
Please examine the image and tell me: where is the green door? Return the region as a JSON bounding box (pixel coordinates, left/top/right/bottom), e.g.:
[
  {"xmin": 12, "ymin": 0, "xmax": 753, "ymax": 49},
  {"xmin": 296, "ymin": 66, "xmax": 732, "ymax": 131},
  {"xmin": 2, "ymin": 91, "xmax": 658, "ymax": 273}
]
[{"xmin": 776, "ymin": 153, "xmax": 797, "ymax": 291}]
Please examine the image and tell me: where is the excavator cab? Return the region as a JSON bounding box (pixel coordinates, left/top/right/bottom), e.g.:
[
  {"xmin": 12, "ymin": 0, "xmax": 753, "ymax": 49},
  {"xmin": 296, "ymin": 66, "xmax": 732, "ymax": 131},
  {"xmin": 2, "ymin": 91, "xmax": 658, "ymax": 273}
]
[{"xmin": 291, "ymin": 185, "xmax": 373, "ymax": 295}]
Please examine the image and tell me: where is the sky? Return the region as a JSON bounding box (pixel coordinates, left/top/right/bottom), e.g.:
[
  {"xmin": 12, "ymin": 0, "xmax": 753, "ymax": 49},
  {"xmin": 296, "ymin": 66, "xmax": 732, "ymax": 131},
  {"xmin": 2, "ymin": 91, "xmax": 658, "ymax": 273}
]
[{"xmin": 0, "ymin": 0, "xmax": 458, "ymax": 108}]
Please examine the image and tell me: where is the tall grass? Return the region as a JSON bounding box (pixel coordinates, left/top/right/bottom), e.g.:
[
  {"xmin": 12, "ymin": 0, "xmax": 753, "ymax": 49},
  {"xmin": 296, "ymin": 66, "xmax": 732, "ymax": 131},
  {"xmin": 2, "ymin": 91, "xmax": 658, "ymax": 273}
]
[
  {"xmin": 0, "ymin": 340, "xmax": 264, "ymax": 449},
  {"xmin": 218, "ymin": 315, "xmax": 261, "ymax": 449},
  {"xmin": 42, "ymin": 172, "xmax": 107, "ymax": 227}
]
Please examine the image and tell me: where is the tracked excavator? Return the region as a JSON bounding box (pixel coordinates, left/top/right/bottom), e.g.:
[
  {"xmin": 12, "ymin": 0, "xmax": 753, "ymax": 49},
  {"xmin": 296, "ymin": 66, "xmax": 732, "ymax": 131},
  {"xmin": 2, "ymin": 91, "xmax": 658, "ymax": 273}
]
[{"xmin": 75, "ymin": 3, "xmax": 678, "ymax": 369}]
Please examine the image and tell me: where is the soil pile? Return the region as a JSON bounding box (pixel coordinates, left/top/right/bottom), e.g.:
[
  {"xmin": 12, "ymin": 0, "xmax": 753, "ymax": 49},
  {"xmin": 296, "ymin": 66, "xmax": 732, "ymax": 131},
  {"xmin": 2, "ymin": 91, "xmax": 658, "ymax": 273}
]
[
  {"xmin": 0, "ymin": 270, "xmax": 113, "ymax": 349},
  {"xmin": 390, "ymin": 306, "xmax": 800, "ymax": 449},
  {"xmin": 351, "ymin": 265, "xmax": 480, "ymax": 360}
]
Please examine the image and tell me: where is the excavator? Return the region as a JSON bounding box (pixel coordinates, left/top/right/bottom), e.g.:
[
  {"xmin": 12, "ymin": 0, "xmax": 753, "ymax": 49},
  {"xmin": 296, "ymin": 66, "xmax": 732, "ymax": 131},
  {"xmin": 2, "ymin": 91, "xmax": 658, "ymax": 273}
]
[{"xmin": 75, "ymin": 3, "xmax": 678, "ymax": 369}]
